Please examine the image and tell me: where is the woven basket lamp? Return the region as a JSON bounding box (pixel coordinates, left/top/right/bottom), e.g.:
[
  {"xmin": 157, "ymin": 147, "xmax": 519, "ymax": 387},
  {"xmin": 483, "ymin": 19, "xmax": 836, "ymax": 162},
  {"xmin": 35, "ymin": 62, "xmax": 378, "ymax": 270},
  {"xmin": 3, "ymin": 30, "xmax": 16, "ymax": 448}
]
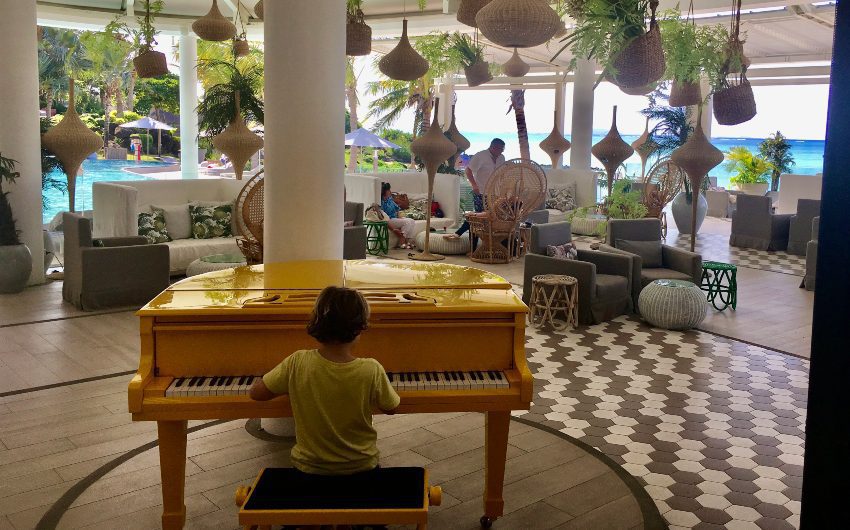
[
  {"xmin": 447, "ymin": 104, "xmax": 471, "ymax": 155},
  {"xmin": 503, "ymin": 48, "xmax": 530, "ymax": 77},
  {"xmin": 379, "ymin": 19, "xmax": 429, "ymax": 81},
  {"xmin": 410, "ymin": 100, "xmax": 458, "ymax": 261},
  {"xmin": 464, "ymin": 59, "xmax": 493, "ymax": 87},
  {"xmin": 193, "ymin": 0, "xmax": 236, "ymax": 42},
  {"xmin": 347, "ymin": 9, "xmax": 372, "ymax": 56},
  {"xmin": 212, "ymin": 93, "xmax": 264, "ymax": 181},
  {"xmin": 670, "ymin": 115, "xmax": 723, "ymax": 251},
  {"xmin": 457, "ymin": 0, "xmax": 493, "ymax": 28},
  {"xmin": 669, "ymin": 80, "xmax": 701, "ymax": 107},
  {"xmin": 592, "ymin": 106, "xmax": 634, "ymax": 196},
  {"xmin": 254, "ymin": 0, "xmax": 263, "ymax": 20},
  {"xmin": 476, "ymin": 0, "xmax": 561, "ymax": 48},
  {"xmin": 539, "ymin": 112, "xmax": 570, "ymax": 168},
  {"xmin": 41, "ymin": 79, "xmax": 103, "ymax": 212}
]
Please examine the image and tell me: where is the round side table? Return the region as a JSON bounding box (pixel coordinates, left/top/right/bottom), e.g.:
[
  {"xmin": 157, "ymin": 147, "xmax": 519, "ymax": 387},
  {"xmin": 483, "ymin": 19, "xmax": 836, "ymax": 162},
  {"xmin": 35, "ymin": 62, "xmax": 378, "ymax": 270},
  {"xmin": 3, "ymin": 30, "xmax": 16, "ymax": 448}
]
[
  {"xmin": 700, "ymin": 261, "xmax": 738, "ymax": 311},
  {"xmin": 528, "ymin": 275, "xmax": 579, "ymax": 331},
  {"xmin": 364, "ymin": 220, "xmax": 389, "ymax": 256}
]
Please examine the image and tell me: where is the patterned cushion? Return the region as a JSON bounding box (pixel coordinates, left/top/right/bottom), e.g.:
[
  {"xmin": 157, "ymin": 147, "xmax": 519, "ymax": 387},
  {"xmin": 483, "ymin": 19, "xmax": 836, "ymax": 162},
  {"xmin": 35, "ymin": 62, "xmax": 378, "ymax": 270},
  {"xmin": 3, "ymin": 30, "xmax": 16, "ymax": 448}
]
[
  {"xmin": 189, "ymin": 204, "xmax": 233, "ymax": 239},
  {"xmin": 138, "ymin": 211, "xmax": 171, "ymax": 244},
  {"xmin": 546, "ymin": 242, "xmax": 578, "ymax": 260},
  {"xmin": 546, "ymin": 184, "xmax": 577, "ymax": 212},
  {"xmin": 401, "ymin": 198, "xmax": 429, "ymax": 220}
]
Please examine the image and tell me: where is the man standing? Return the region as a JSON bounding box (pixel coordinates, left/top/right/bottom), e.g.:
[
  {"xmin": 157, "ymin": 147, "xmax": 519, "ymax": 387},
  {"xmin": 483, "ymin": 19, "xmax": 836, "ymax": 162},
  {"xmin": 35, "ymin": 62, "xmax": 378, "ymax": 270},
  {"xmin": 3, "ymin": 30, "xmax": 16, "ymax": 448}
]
[{"xmin": 446, "ymin": 138, "xmax": 506, "ymax": 241}]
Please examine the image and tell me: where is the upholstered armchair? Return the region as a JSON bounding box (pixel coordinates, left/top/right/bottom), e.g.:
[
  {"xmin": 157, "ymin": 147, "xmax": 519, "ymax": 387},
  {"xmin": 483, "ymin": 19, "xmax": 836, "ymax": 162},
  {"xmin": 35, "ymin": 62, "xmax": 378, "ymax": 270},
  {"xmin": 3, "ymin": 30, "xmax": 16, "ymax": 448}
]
[
  {"xmin": 787, "ymin": 199, "xmax": 821, "ymax": 256},
  {"xmin": 600, "ymin": 218, "xmax": 702, "ymax": 305},
  {"xmin": 729, "ymin": 194, "xmax": 792, "ymax": 251},
  {"xmin": 62, "ymin": 213, "xmax": 169, "ymax": 310},
  {"xmin": 522, "ymin": 221, "xmax": 633, "ymax": 325},
  {"xmin": 343, "ymin": 201, "xmax": 367, "ymax": 259},
  {"xmin": 802, "ymin": 216, "xmax": 819, "ymax": 291}
]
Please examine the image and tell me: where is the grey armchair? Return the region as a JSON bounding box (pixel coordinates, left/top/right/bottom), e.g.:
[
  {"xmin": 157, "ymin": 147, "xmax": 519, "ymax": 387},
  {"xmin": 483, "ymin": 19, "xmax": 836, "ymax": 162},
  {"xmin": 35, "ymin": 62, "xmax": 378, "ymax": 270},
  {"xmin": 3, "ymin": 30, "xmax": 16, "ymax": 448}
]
[
  {"xmin": 729, "ymin": 194, "xmax": 792, "ymax": 251},
  {"xmin": 524, "ymin": 202, "xmax": 550, "ymax": 225},
  {"xmin": 802, "ymin": 216, "xmax": 818, "ymax": 291},
  {"xmin": 787, "ymin": 199, "xmax": 821, "ymax": 256},
  {"xmin": 522, "ymin": 221, "xmax": 633, "ymax": 325},
  {"xmin": 62, "ymin": 212, "xmax": 169, "ymax": 310},
  {"xmin": 600, "ymin": 218, "xmax": 702, "ymax": 306},
  {"xmin": 343, "ymin": 201, "xmax": 367, "ymax": 259}
]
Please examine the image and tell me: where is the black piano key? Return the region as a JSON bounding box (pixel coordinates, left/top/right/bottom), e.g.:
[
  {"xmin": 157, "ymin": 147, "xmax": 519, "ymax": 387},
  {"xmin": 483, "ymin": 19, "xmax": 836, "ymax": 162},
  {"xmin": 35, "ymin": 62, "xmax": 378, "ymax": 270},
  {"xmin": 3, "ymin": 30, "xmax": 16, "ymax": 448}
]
[
  {"xmin": 432, "ymin": 371, "xmax": 439, "ymax": 380},
  {"xmin": 174, "ymin": 378, "xmax": 185, "ymax": 387},
  {"xmin": 414, "ymin": 373, "xmax": 421, "ymax": 381},
  {"xmin": 239, "ymin": 375, "xmax": 247, "ymax": 385},
  {"xmin": 191, "ymin": 377, "xmax": 202, "ymax": 387},
  {"xmin": 246, "ymin": 376, "xmax": 255, "ymax": 386},
  {"xmin": 210, "ymin": 376, "xmax": 219, "ymax": 387},
  {"xmin": 225, "ymin": 376, "xmax": 234, "ymax": 386},
  {"xmin": 494, "ymin": 371, "xmax": 504, "ymax": 380},
  {"xmin": 425, "ymin": 372, "xmax": 431, "ymax": 381},
  {"xmin": 387, "ymin": 372, "xmax": 393, "ymax": 382}
]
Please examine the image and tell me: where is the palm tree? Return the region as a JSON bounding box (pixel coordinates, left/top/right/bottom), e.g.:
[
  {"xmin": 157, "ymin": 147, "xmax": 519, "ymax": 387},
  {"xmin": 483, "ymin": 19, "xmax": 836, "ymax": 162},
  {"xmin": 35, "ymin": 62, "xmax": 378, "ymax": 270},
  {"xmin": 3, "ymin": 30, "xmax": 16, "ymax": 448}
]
[
  {"xmin": 196, "ymin": 59, "xmax": 264, "ymax": 141},
  {"xmin": 38, "ymin": 27, "xmax": 89, "ymax": 116},
  {"xmin": 346, "ymin": 57, "xmax": 361, "ymax": 173},
  {"xmin": 758, "ymin": 131, "xmax": 795, "ymax": 192},
  {"xmin": 80, "ymin": 31, "xmax": 134, "ymax": 143},
  {"xmin": 196, "ymin": 40, "xmax": 264, "ymax": 93},
  {"xmin": 507, "ymin": 90, "xmax": 530, "ymax": 160}
]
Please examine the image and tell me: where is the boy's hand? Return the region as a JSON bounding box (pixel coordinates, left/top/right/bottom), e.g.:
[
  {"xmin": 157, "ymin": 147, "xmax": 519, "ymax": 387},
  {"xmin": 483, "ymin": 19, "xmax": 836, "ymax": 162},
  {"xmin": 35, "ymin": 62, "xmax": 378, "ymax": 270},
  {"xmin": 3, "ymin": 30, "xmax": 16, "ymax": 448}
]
[{"xmin": 249, "ymin": 378, "xmax": 277, "ymax": 401}]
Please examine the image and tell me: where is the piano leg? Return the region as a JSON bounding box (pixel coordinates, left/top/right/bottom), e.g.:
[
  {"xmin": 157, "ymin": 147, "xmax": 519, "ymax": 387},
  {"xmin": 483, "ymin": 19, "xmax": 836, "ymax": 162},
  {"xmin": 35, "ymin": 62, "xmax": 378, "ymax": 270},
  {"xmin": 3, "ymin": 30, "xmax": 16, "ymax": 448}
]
[
  {"xmin": 158, "ymin": 420, "xmax": 188, "ymax": 530},
  {"xmin": 482, "ymin": 411, "xmax": 510, "ymax": 526}
]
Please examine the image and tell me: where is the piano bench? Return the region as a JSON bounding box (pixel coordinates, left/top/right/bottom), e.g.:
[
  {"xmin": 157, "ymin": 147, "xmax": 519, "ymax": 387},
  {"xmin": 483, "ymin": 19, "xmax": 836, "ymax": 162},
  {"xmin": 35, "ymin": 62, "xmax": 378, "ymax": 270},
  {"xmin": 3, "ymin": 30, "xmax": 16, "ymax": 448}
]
[{"xmin": 234, "ymin": 467, "xmax": 442, "ymax": 530}]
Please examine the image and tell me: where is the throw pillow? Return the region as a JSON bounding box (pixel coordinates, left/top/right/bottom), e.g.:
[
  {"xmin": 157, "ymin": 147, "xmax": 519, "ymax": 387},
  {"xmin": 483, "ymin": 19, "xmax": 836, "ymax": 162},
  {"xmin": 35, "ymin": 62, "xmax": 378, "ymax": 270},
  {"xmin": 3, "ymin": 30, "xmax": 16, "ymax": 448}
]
[
  {"xmin": 189, "ymin": 204, "xmax": 233, "ymax": 239},
  {"xmin": 546, "ymin": 242, "xmax": 578, "ymax": 260},
  {"xmin": 138, "ymin": 211, "xmax": 171, "ymax": 244},
  {"xmin": 392, "ymin": 192, "xmax": 410, "ymax": 210},
  {"xmin": 151, "ymin": 204, "xmax": 191, "ymax": 240},
  {"xmin": 616, "ymin": 239, "xmax": 663, "ymax": 268},
  {"xmin": 546, "ymin": 183, "xmax": 577, "ymax": 212},
  {"xmin": 403, "ymin": 198, "xmax": 429, "ymax": 220},
  {"xmin": 191, "ymin": 200, "xmax": 237, "ymax": 235}
]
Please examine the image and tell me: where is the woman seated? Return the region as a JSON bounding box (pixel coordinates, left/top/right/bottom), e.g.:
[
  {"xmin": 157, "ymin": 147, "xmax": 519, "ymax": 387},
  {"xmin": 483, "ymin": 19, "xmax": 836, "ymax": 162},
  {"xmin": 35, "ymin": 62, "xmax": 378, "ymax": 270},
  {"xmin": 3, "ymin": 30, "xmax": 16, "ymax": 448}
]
[{"xmin": 380, "ymin": 182, "xmax": 417, "ymax": 250}]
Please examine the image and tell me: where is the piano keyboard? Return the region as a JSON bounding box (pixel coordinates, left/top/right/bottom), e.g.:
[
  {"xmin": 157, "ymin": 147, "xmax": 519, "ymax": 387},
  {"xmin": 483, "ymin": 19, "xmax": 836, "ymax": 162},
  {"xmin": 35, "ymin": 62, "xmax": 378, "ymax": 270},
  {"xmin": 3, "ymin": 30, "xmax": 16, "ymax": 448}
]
[{"xmin": 164, "ymin": 371, "xmax": 510, "ymax": 397}]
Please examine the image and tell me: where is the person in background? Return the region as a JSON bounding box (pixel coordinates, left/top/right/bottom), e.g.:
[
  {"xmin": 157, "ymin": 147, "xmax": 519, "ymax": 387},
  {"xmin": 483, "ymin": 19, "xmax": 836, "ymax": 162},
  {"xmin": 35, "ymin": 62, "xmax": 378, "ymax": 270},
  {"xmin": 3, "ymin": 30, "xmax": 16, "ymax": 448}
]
[
  {"xmin": 380, "ymin": 182, "xmax": 417, "ymax": 250},
  {"xmin": 445, "ymin": 138, "xmax": 506, "ymax": 242}
]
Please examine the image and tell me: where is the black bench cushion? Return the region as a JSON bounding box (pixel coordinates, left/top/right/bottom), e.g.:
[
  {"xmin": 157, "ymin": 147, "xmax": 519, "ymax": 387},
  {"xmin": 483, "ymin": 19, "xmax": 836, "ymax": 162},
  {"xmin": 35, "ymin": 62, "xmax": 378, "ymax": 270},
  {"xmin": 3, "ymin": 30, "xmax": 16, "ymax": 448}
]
[{"xmin": 244, "ymin": 467, "xmax": 425, "ymax": 511}]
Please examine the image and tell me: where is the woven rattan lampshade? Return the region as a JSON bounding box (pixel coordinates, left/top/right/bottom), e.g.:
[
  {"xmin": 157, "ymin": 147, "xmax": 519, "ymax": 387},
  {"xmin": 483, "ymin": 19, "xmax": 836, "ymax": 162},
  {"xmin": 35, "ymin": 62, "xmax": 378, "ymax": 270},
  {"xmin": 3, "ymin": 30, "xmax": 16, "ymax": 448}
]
[
  {"xmin": 457, "ymin": 0, "xmax": 493, "ymax": 28},
  {"xmin": 41, "ymin": 80, "xmax": 103, "ymax": 212},
  {"xmin": 539, "ymin": 112, "xmax": 570, "ymax": 168},
  {"xmin": 347, "ymin": 9, "xmax": 372, "ymax": 56},
  {"xmin": 254, "ymin": 0, "xmax": 263, "ymax": 20},
  {"xmin": 476, "ymin": 0, "xmax": 561, "ymax": 48},
  {"xmin": 464, "ymin": 59, "xmax": 493, "ymax": 87},
  {"xmin": 379, "ymin": 19, "xmax": 429, "ymax": 81},
  {"xmin": 503, "ymin": 48, "xmax": 530, "ymax": 77},
  {"xmin": 670, "ymin": 117, "xmax": 723, "ymax": 250},
  {"xmin": 193, "ymin": 0, "xmax": 236, "ymax": 42},
  {"xmin": 447, "ymin": 104, "xmax": 471, "ymax": 155},
  {"xmin": 410, "ymin": 100, "xmax": 457, "ymax": 261},
  {"xmin": 631, "ymin": 118, "xmax": 656, "ymax": 180},
  {"xmin": 212, "ymin": 94, "xmax": 263, "ymax": 181},
  {"xmin": 592, "ymin": 106, "xmax": 634, "ymax": 196}
]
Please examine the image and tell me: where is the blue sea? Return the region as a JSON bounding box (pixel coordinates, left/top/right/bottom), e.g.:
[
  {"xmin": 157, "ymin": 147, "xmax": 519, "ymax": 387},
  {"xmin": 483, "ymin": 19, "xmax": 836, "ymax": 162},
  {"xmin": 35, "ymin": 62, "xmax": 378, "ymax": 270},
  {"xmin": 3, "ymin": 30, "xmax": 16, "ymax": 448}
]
[{"xmin": 464, "ymin": 132, "xmax": 825, "ymax": 189}]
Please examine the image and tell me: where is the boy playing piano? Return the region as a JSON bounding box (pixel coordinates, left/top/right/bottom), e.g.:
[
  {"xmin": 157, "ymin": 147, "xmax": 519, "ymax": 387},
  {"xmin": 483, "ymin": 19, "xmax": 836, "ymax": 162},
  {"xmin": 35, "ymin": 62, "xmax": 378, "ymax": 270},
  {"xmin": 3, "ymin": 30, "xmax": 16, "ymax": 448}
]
[{"xmin": 249, "ymin": 286, "xmax": 400, "ymax": 475}]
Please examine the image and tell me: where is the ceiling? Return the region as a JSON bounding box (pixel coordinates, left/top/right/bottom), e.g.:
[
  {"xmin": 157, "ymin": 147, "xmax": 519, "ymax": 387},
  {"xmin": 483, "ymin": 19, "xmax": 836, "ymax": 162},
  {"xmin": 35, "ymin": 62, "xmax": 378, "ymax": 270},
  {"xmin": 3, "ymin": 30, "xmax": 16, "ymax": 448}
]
[{"xmin": 37, "ymin": 0, "xmax": 835, "ymax": 85}]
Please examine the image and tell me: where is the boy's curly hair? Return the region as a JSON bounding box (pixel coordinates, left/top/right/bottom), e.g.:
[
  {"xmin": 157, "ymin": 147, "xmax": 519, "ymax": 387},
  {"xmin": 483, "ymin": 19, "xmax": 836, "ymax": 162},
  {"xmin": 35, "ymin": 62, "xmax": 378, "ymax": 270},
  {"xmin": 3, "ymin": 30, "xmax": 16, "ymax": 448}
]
[{"xmin": 307, "ymin": 286, "xmax": 370, "ymax": 344}]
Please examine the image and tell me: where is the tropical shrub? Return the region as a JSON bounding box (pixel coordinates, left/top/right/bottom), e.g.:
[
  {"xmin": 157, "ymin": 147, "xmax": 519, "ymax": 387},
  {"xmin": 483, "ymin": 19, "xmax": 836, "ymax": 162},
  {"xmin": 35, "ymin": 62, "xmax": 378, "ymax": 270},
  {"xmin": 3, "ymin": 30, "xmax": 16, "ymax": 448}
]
[
  {"xmin": 758, "ymin": 131, "xmax": 795, "ymax": 192},
  {"xmin": 0, "ymin": 154, "xmax": 21, "ymax": 246},
  {"xmin": 725, "ymin": 146, "xmax": 773, "ymax": 186}
]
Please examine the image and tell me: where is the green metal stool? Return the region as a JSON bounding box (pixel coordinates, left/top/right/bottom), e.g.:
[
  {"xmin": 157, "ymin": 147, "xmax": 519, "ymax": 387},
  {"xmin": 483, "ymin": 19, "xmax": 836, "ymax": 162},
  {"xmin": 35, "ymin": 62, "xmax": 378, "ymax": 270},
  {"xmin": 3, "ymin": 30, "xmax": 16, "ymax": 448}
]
[
  {"xmin": 364, "ymin": 220, "xmax": 389, "ymax": 256},
  {"xmin": 700, "ymin": 261, "xmax": 738, "ymax": 311}
]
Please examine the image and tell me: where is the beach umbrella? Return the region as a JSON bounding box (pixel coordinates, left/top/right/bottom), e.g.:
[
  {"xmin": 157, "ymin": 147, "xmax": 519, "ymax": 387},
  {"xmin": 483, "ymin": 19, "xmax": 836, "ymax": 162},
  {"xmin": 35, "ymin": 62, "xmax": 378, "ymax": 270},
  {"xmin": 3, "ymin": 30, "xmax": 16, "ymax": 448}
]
[
  {"xmin": 117, "ymin": 117, "xmax": 175, "ymax": 155},
  {"xmin": 345, "ymin": 128, "xmax": 401, "ymax": 172}
]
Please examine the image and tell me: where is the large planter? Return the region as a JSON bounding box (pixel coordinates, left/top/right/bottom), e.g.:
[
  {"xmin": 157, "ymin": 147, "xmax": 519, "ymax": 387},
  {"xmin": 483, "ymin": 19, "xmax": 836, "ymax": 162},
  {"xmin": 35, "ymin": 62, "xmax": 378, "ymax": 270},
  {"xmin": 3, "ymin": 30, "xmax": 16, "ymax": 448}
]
[
  {"xmin": 736, "ymin": 182, "xmax": 769, "ymax": 196},
  {"xmin": 671, "ymin": 191, "xmax": 707, "ymax": 235},
  {"xmin": 0, "ymin": 244, "xmax": 31, "ymax": 294}
]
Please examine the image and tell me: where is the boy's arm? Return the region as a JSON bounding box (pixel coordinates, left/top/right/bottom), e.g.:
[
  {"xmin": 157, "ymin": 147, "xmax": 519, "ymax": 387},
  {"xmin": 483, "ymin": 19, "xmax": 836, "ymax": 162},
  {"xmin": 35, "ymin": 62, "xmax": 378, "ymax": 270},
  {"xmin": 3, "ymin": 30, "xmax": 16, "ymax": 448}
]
[
  {"xmin": 249, "ymin": 378, "xmax": 277, "ymax": 401},
  {"xmin": 374, "ymin": 364, "xmax": 401, "ymax": 414},
  {"xmin": 250, "ymin": 355, "xmax": 293, "ymax": 401}
]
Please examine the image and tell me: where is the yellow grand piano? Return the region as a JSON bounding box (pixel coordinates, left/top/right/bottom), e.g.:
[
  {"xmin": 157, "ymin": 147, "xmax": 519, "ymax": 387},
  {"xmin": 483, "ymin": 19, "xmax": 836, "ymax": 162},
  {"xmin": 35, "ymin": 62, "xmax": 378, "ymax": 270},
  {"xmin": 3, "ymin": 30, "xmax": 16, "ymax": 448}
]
[{"xmin": 129, "ymin": 260, "xmax": 532, "ymax": 529}]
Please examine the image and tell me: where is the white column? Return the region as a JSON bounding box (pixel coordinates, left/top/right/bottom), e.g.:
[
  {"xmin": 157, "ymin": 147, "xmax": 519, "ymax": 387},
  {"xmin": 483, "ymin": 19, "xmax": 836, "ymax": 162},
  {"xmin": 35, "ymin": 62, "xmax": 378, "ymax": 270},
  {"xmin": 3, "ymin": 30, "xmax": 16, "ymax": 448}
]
[
  {"xmin": 179, "ymin": 30, "xmax": 199, "ymax": 179},
  {"xmin": 0, "ymin": 0, "xmax": 44, "ymax": 285},
  {"xmin": 264, "ymin": 0, "xmax": 345, "ymax": 262},
  {"xmin": 569, "ymin": 59, "xmax": 595, "ymax": 171},
  {"xmin": 554, "ymin": 80, "xmax": 567, "ymax": 168},
  {"xmin": 700, "ymin": 76, "xmax": 713, "ymax": 138},
  {"xmin": 440, "ymin": 83, "xmax": 455, "ymax": 130}
]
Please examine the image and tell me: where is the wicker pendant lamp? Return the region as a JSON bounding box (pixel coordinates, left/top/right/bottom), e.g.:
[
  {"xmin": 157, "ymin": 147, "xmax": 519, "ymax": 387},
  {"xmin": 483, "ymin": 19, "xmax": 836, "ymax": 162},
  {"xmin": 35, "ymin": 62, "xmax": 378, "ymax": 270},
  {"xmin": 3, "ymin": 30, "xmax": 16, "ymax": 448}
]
[
  {"xmin": 670, "ymin": 112, "xmax": 723, "ymax": 251},
  {"xmin": 379, "ymin": 19, "xmax": 429, "ymax": 81},
  {"xmin": 713, "ymin": 0, "xmax": 756, "ymax": 125},
  {"xmin": 446, "ymin": 104, "xmax": 471, "ymax": 155},
  {"xmin": 669, "ymin": 80, "xmax": 701, "ymax": 107},
  {"xmin": 193, "ymin": 0, "xmax": 236, "ymax": 42},
  {"xmin": 476, "ymin": 0, "xmax": 561, "ymax": 48},
  {"xmin": 41, "ymin": 80, "xmax": 103, "ymax": 212},
  {"xmin": 457, "ymin": 0, "xmax": 493, "ymax": 28},
  {"xmin": 347, "ymin": 9, "xmax": 372, "ymax": 56},
  {"xmin": 254, "ymin": 0, "xmax": 263, "ymax": 20},
  {"xmin": 592, "ymin": 106, "xmax": 634, "ymax": 197},
  {"xmin": 631, "ymin": 118, "xmax": 656, "ymax": 180},
  {"xmin": 212, "ymin": 93, "xmax": 264, "ymax": 181},
  {"xmin": 503, "ymin": 48, "xmax": 530, "ymax": 77},
  {"xmin": 410, "ymin": 100, "xmax": 458, "ymax": 262},
  {"xmin": 539, "ymin": 112, "xmax": 570, "ymax": 168}
]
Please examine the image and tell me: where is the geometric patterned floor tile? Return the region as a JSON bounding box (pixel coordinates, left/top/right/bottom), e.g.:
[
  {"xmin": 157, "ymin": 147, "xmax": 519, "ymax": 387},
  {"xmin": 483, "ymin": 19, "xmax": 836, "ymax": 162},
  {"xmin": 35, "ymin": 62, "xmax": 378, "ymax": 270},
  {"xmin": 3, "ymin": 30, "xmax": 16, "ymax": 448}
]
[{"xmin": 518, "ymin": 316, "xmax": 808, "ymax": 529}]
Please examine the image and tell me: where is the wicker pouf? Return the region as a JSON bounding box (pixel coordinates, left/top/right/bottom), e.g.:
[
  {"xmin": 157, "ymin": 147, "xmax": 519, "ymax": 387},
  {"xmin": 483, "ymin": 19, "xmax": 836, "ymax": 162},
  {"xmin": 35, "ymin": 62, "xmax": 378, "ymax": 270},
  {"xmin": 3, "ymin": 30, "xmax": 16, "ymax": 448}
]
[
  {"xmin": 638, "ymin": 279, "xmax": 707, "ymax": 330},
  {"xmin": 415, "ymin": 232, "xmax": 470, "ymax": 255},
  {"xmin": 570, "ymin": 215, "xmax": 607, "ymax": 236}
]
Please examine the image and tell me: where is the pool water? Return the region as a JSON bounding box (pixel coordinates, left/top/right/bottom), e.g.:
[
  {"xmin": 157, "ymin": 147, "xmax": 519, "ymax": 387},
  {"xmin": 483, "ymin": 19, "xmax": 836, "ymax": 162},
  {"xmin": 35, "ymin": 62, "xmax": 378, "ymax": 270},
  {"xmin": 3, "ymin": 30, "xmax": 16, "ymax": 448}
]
[{"xmin": 43, "ymin": 160, "xmax": 166, "ymax": 224}]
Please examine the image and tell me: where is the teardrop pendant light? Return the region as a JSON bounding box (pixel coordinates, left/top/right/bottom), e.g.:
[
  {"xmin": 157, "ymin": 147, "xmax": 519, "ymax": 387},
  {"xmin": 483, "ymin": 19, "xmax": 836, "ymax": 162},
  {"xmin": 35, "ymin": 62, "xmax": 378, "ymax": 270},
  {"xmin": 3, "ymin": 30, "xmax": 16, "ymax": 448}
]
[
  {"xmin": 212, "ymin": 92, "xmax": 264, "ymax": 181},
  {"xmin": 446, "ymin": 104, "xmax": 471, "ymax": 155},
  {"xmin": 254, "ymin": 0, "xmax": 263, "ymax": 20},
  {"xmin": 502, "ymin": 48, "xmax": 530, "ymax": 77},
  {"xmin": 193, "ymin": 0, "xmax": 236, "ymax": 42},
  {"xmin": 539, "ymin": 112, "xmax": 570, "ymax": 168},
  {"xmin": 476, "ymin": 0, "xmax": 561, "ymax": 48},
  {"xmin": 591, "ymin": 106, "xmax": 634, "ymax": 197},
  {"xmin": 631, "ymin": 118, "xmax": 655, "ymax": 180},
  {"xmin": 41, "ymin": 79, "xmax": 103, "ymax": 212},
  {"xmin": 410, "ymin": 99, "xmax": 458, "ymax": 261},
  {"xmin": 457, "ymin": 0, "xmax": 493, "ymax": 28},
  {"xmin": 379, "ymin": 19, "xmax": 429, "ymax": 81}
]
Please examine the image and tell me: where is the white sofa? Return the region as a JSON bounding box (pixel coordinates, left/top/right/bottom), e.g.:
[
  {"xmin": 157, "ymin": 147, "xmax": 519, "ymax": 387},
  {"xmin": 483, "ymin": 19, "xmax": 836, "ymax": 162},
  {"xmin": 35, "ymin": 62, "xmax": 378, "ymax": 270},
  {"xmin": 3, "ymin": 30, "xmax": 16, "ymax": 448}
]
[
  {"xmin": 542, "ymin": 168, "xmax": 599, "ymax": 222},
  {"xmin": 775, "ymin": 173, "xmax": 823, "ymax": 215},
  {"xmin": 93, "ymin": 179, "xmax": 244, "ymax": 275}
]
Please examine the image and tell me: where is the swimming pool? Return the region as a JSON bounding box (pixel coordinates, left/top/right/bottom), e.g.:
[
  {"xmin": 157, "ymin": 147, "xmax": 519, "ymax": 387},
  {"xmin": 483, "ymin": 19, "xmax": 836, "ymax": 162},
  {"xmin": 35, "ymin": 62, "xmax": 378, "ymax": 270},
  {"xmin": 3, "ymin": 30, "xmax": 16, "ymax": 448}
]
[{"xmin": 43, "ymin": 160, "xmax": 167, "ymax": 225}]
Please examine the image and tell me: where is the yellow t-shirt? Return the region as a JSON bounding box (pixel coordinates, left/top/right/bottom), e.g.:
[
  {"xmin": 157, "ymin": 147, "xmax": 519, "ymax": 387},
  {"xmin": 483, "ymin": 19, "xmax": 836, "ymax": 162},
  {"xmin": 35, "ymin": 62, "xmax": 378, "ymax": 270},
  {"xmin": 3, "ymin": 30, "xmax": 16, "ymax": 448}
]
[{"xmin": 262, "ymin": 349, "xmax": 400, "ymax": 475}]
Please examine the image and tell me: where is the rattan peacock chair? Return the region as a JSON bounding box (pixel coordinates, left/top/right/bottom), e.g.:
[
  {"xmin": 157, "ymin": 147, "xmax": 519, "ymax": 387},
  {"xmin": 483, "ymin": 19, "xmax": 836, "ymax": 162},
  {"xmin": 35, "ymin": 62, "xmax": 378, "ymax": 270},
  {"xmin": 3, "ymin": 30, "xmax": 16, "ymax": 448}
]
[
  {"xmin": 235, "ymin": 169, "xmax": 264, "ymax": 264},
  {"xmin": 468, "ymin": 159, "xmax": 547, "ymax": 264}
]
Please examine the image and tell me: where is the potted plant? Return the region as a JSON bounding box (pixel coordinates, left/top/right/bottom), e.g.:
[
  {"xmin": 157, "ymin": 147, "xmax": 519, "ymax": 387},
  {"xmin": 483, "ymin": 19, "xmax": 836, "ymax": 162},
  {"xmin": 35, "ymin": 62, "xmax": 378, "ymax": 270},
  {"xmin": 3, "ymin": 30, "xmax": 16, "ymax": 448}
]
[
  {"xmin": 759, "ymin": 131, "xmax": 795, "ymax": 192},
  {"xmin": 726, "ymin": 146, "xmax": 772, "ymax": 195},
  {"xmin": 0, "ymin": 154, "xmax": 32, "ymax": 294},
  {"xmin": 659, "ymin": 13, "xmax": 727, "ymax": 107},
  {"xmin": 111, "ymin": 0, "xmax": 167, "ymax": 79},
  {"xmin": 346, "ymin": 0, "xmax": 372, "ymax": 56},
  {"xmin": 448, "ymin": 32, "xmax": 492, "ymax": 87},
  {"xmin": 710, "ymin": 1, "xmax": 756, "ymax": 125}
]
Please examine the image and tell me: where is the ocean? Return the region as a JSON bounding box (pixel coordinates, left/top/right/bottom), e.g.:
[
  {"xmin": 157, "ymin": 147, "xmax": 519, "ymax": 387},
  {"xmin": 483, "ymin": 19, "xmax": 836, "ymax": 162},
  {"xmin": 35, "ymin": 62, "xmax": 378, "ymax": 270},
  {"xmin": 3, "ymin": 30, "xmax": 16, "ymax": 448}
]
[{"xmin": 464, "ymin": 132, "xmax": 825, "ymax": 189}]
